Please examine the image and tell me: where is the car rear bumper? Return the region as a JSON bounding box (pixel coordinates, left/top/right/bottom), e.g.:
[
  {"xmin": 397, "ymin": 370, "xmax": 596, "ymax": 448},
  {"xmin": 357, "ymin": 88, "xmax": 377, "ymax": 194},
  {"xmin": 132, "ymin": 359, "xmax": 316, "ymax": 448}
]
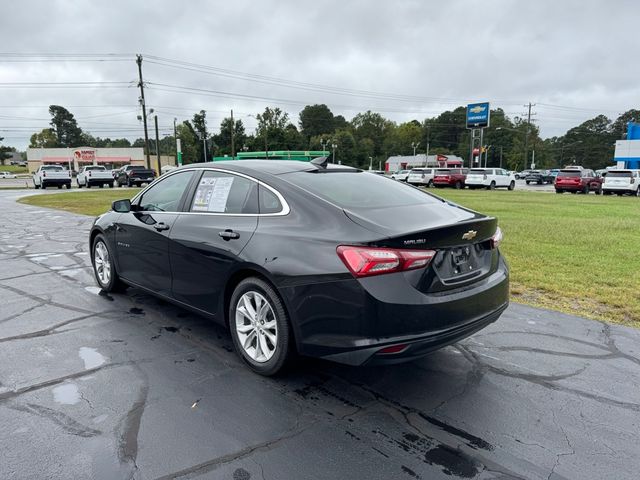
[
  {"xmin": 283, "ymin": 255, "xmax": 509, "ymax": 365},
  {"xmin": 555, "ymin": 183, "xmax": 583, "ymax": 191},
  {"xmin": 603, "ymin": 185, "xmax": 636, "ymax": 192},
  {"xmin": 42, "ymin": 178, "xmax": 71, "ymax": 185}
]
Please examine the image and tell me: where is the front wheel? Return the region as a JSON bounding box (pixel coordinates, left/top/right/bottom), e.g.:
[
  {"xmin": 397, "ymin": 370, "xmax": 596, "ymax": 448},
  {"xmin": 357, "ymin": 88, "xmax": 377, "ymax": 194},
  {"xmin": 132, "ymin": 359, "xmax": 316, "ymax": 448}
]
[
  {"xmin": 508, "ymin": 181, "xmax": 515, "ymax": 191},
  {"xmin": 99, "ymin": 183, "xmax": 104, "ymax": 188},
  {"xmin": 91, "ymin": 234, "xmax": 126, "ymax": 293},
  {"xmin": 229, "ymin": 277, "xmax": 292, "ymax": 376},
  {"xmin": 488, "ymin": 181, "xmax": 496, "ymax": 190},
  {"xmin": 77, "ymin": 180, "xmax": 82, "ymax": 188},
  {"xmin": 582, "ymin": 185, "xmax": 589, "ymax": 194},
  {"xmin": 454, "ymin": 181, "xmax": 462, "ymax": 189},
  {"xmin": 427, "ymin": 179, "xmax": 434, "ymax": 188}
]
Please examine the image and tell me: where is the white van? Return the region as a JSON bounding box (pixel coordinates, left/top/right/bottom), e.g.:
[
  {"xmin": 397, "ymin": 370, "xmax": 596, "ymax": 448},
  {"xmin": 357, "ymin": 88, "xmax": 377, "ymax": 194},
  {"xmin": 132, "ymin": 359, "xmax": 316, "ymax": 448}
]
[
  {"xmin": 407, "ymin": 168, "xmax": 436, "ymax": 187},
  {"xmin": 602, "ymin": 170, "xmax": 640, "ymax": 196}
]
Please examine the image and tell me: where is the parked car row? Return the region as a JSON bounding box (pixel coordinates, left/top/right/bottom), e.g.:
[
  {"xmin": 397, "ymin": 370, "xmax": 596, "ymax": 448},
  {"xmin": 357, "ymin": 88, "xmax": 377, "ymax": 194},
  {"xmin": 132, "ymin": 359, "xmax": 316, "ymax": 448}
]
[{"xmin": 402, "ymin": 167, "xmax": 516, "ymax": 190}]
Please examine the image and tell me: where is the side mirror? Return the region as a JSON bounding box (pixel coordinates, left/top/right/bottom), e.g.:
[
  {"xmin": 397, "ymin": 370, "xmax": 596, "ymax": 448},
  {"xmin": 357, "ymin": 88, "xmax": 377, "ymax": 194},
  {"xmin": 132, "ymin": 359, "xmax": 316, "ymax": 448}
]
[{"xmin": 112, "ymin": 199, "xmax": 131, "ymax": 213}]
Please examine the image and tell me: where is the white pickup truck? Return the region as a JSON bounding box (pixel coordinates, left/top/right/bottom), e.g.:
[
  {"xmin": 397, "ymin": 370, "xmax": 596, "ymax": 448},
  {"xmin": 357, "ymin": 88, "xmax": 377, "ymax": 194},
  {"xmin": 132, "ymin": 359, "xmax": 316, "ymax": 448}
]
[
  {"xmin": 33, "ymin": 165, "xmax": 71, "ymax": 189},
  {"xmin": 77, "ymin": 165, "xmax": 114, "ymax": 188}
]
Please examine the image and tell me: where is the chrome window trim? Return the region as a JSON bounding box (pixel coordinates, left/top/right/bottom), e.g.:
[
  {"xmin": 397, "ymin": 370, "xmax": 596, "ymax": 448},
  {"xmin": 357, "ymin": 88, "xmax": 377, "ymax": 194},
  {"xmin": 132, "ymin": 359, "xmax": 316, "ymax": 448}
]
[{"xmin": 131, "ymin": 166, "xmax": 290, "ymax": 216}]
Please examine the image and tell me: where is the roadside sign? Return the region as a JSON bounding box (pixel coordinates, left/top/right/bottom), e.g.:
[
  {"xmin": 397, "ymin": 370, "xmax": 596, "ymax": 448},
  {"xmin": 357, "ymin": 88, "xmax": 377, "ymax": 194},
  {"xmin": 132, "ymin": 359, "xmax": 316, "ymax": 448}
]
[{"xmin": 466, "ymin": 102, "xmax": 490, "ymax": 128}]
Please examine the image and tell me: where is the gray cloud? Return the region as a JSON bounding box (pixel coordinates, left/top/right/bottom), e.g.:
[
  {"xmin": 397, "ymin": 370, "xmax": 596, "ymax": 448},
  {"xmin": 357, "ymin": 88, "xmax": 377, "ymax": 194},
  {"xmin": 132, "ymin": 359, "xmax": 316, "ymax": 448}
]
[{"xmin": 1, "ymin": 0, "xmax": 638, "ymax": 149}]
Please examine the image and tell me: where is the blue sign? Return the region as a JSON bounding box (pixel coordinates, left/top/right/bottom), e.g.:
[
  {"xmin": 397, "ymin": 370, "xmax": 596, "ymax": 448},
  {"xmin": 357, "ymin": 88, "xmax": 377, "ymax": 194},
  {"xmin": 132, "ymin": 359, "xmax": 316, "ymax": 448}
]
[{"xmin": 466, "ymin": 102, "xmax": 490, "ymax": 128}]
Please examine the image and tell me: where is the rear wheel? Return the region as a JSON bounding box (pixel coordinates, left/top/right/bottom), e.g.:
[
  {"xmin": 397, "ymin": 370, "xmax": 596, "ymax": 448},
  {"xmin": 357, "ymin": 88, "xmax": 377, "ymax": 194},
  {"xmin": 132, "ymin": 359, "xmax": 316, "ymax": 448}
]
[
  {"xmin": 454, "ymin": 181, "xmax": 462, "ymax": 189},
  {"xmin": 229, "ymin": 277, "xmax": 292, "ymax": 376},
  {"xmin": 508, "ymin": 181, "xmax": 515, "ymax": 191},
  {"xmin": 109, "ymin": 182, "xmax": 114, "ymax": 188},
  {"xmin": 427, "ymin": 179, "xmax": 434, "ymax": 188},
  {"xmin": 34, "ymin": 182, "xmax": 40, "ymax": 190},
  {"xmin": 488, "ymin": 181, "xmax": 496, "ymax": 190},
  {"xmin": 65, "ymin": 183, "xmax": 70, "ymax": 189},
  {"xmin": 595, "ymin": 187, "xmax": 602, "ymax": 195},
  {"xmin": 555, "ymin": 189, "xmax": 563, "ymax": 194},
  {"xmin": 582, "ymin": 185, "xmax": 589, "ymax": 194},
  {"xmin": 99, "ymin": 183, "xmax": 104, "ymax": 188},
  {"xmin": 77, "ymin": 180, "xmax": 82, "ymax": 188},
  {"xmin": 87, "ymin": 183, "xmax": 91, "ymax": 189}
]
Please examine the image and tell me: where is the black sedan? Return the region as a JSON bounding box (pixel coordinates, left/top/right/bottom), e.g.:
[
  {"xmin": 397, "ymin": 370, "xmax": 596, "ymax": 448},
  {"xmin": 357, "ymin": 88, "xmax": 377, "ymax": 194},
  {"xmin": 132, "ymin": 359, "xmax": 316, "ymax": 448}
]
[{"xmin": 90, "ymin": 160, "xmax": 509, "ymax": 375}]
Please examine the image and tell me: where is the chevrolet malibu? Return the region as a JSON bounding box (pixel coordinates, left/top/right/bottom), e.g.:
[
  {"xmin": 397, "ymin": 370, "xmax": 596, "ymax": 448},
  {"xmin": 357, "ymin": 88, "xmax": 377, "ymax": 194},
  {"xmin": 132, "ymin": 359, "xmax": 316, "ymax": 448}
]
[{"xmin": 90, "ymin": 160, "xmax": 509, "ymax": 375}]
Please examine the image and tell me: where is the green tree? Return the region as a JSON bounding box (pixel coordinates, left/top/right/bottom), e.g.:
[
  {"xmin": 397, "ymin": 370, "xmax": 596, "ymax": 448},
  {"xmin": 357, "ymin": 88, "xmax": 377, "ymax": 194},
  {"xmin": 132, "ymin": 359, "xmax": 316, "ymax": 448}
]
[
  {"xmin": 29, "ymin": 128, "xmax": 58, "ymax": 148},
  {"xmin": 611, "ymin": 109, "xmax": 640, "ymax": 140},
  {"xmin": 350, "ymin": 111, "xmax": 393, "ymax": 157},
  {"xmin": 176, "ymin": 122, "xmax": 199, "ymax": 164},
  {"xmin": 383, "ymin": 121, "xmax": 421, "ymax": 157},
  {"xmin": 283, "ymin": 123, "xmax": 305, "ymax": 150},
  {"xmin": 255, "ymin": 107, "xmax": 289, "ymax": 152},
  {"xmin": 48, "ymin": 105, "xmax": 83, "ymax": 147},
  {"xmin": 299, "ymin": 104, "xmax": 335, "ymax": 142},
  {"xmin": 0, "ymin": 136, "xmax": 12, "ymax": 164},
  {"xmin": 191, "ymin": 110, "xmax": 209, "ymax": 160}
]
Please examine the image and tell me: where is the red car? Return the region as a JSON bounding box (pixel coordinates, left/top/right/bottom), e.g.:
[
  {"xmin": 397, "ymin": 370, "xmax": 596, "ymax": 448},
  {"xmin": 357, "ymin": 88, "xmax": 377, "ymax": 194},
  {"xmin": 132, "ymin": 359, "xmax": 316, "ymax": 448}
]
[
  {"xmin": 433, "ymin": 168, "xmax": 468, "ymax": 189},
  {"xmin": 555, "ymin": 168, "xmax": 602, "ymax": 194}
]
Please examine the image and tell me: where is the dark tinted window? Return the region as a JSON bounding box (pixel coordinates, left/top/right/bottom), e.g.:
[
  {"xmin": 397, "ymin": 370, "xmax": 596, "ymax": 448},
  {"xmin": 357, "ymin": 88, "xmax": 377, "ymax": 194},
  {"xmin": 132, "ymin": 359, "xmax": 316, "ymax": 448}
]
[
  {"xmin": 607, "ymin": 171, "xmax": 632, "ymax": 178},
  {"xmin": 139, "ymin": 171, "xmax": 195, "ymax": 212},
  {"xmin": 191, "ymin": 171, "xmax": 258, "ymax": 214},
  {"xmin": 285, "ymin": 171, "xmax": 440, "ymax": 208},
  {"xmin": 42, "ymin": 165, "xmax": 64, "ymax": 171},
  {"xmin": 558, "ymin": 171, "xmax": 581, "ymax": 177}
]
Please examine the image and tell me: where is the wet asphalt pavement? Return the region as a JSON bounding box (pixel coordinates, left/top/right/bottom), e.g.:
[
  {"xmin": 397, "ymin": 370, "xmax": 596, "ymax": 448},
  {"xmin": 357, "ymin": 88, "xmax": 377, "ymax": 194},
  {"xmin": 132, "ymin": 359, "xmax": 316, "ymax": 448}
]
[{"xmin": 1, "ymin": 190, "xmax": 639, "ymax": 480}]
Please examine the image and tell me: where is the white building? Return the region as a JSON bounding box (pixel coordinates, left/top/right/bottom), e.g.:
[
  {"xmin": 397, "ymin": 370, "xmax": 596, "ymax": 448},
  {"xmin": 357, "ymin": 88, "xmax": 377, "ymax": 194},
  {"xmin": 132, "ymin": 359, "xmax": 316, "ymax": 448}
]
[
  {"xmin": 385, "ymin": 154, "xmax": 464, "ymax": 172},
  {"xmin": 26, "ymin": 147, "xmax": 145, "ymax": 173}
]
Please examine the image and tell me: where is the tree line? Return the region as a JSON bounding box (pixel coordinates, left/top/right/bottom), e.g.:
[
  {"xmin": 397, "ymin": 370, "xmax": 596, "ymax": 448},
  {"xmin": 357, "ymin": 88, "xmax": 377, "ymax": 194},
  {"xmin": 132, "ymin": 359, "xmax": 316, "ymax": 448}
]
[{"xmin": 26, "ymin": 104, "xmax": 640, "ymax": 171}]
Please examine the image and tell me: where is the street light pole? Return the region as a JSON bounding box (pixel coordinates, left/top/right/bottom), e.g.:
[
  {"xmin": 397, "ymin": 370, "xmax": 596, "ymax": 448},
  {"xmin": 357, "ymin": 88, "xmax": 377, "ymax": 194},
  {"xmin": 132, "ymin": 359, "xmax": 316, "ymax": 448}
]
[
  {"xmin": 331, "ymin": 143, "xmax": 337, "ymax": 164},
  {"xmin": 368, "ymin": 156, "xmax": 373, "ymax": 171}
]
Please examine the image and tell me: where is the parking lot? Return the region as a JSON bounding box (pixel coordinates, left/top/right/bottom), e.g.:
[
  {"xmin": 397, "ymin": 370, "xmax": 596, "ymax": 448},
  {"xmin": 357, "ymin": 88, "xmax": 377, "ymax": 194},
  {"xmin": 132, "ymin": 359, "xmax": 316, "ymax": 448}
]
[{"xmin": 0, "ymin": 189, "xmax": 638, "ymax": 479}]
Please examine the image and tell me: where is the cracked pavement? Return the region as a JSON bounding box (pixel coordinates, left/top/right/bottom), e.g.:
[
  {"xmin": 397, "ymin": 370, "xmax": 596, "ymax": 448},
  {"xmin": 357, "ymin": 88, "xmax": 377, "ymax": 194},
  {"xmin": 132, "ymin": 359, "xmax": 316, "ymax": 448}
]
[{"xmin": 1, "ymin": 189, "xmax": 639, "ymax": 480}]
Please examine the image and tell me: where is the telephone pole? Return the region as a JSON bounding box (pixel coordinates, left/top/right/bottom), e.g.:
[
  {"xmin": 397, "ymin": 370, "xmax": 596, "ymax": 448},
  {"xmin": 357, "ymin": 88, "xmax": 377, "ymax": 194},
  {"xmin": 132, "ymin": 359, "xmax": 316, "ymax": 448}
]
[
  {"xmin": 230, "ymin": 109, "xmax": 235, "ymax": 159},
  {"xmin": 136, "ymin": 55, "xmax": 151, "ymax": 169},
  {"xmin": 523, "ymin": 102, "xmax": 536, "ymax": 171},
  {"xmin": 154, "ymin": 115, "xmax": 161, "ymax": 175}
]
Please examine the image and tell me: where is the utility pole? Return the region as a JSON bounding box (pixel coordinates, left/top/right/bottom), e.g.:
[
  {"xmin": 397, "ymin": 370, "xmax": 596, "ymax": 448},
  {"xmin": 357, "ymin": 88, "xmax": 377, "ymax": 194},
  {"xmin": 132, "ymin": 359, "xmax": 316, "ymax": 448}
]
[
  {"xmin": 411, "ymin": 141, "xmax": 419, "ymax": 157},
  {"xmin": 136, "ymin": 55, "xmax": 151, "ymax": 170},
  {"xmin": 173, "ymin": 117, "xmax": 178, "ymax": 166},
  {"xmin": 230, "ymin": 109, "xmax": 235, "ymax": 159},
  {"xmin": 331, "ymin": 142, "xmax": 337, "ymax": 164},
  {"xmin": 154, "ymin": 115, "xmax": 161, "ymax": 175},
  {"xmin": 499, "ymin": 146, "xmax": 503, "ymax": 168},
  {"xmin": 523, "ymin": 102, "xmax": 536, "ymax": 172}
]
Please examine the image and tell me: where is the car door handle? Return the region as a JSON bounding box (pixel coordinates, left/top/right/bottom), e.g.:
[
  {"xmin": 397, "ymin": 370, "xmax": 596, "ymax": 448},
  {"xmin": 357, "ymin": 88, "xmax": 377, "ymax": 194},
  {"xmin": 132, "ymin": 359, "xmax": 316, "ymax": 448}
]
[
  {"xmin": 219, "ymin": 229, "xmax": 240, "ymax": 240},
  {"xmin": 154, "ymin": 222, "xmax": 171, "ymax": 232}
]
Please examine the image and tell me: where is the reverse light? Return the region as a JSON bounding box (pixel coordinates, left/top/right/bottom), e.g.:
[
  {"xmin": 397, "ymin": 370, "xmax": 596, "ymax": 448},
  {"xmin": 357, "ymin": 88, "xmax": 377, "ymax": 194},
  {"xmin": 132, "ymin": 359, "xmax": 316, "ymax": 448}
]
[
  {"xmin": 337, "ymin": 246, "xmax": 436, "ymax": 278},
  {"xmin": 490, "ymin": 227, "xmax": 503, "ymax": 249}
]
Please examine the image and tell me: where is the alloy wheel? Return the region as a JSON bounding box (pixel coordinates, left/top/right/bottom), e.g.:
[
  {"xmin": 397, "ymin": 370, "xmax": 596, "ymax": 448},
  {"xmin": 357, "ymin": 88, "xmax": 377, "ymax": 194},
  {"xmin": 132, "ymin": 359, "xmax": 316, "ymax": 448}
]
[
  {"xmin": 235, "ymin": 291, "xmax": 278, "ymax": 363},
  {"xmin": 94, "ymin": 241, "xmax": 111, "ymax": 286}
]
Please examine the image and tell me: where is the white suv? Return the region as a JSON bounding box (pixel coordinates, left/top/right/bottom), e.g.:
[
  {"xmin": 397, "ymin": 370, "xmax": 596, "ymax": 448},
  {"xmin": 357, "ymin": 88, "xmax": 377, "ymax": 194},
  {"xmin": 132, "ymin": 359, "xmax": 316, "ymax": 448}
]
[
  {"xmin": 466, "ymin": 168, "xmax": 516, "ymax": 190},
  {"xmin": 407, "ymin": 168, "xmax": 436, "ymax": 187},
  {"xmin": 390, "ymin": 170, "xmax": 410, "ymax": 182},
  {"xmin": 602, "ymin": 170, "xmax": 640, "ymax": 196}
]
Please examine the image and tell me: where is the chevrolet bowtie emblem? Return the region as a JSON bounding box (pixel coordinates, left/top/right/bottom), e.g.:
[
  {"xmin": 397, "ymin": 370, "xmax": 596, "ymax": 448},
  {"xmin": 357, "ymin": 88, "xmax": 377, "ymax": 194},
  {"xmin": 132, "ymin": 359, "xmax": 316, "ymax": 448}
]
[{"xmin": 462, "ymin": 230, "xmax": 477, "ymax": 241}]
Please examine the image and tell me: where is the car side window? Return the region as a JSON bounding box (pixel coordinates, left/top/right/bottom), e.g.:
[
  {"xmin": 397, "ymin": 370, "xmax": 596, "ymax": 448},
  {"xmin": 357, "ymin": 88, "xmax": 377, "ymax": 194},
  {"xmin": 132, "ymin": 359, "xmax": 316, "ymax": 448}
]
[
  {"xmin": 138, "ymin": 171, "xmax": 195, "ymax": 212},
  {"xmin": 191, "ymin": 171, "xmax": 258, "ymax": 214},
  {"xmin": 259, "ymin": 185, "xmax": 283, "ymax": 214}
]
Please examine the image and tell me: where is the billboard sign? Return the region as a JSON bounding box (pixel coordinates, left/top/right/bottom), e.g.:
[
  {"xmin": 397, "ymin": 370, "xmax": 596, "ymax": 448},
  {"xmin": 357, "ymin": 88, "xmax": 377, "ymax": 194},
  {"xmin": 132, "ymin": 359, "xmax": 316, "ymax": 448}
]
[{"xmin": 466, "ymin": 102, "xmax": 490, "ymax": 128}]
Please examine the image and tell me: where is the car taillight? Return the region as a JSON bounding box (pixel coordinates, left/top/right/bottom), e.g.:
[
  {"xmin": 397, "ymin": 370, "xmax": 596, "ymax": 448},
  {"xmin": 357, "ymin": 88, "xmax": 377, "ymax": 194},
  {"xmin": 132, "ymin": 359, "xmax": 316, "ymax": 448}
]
[
  {"xmin": 490, "ymin": 227, "xmax": 503, "ymax": 249},
  {"xmin": 88, "ymin": 171, "xmax": 92, "ymax": 177},
  {"xmin": 336, "ymin": 246, "xmax": 436, "ymax": 278}
]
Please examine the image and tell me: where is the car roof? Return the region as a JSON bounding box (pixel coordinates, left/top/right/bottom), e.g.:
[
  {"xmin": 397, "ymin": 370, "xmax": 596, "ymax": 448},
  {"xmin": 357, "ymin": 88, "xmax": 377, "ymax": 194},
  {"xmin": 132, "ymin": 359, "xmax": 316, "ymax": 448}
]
[{"xmin": 177, "ymin": 160, "xmax": 358, "ymax": 176}]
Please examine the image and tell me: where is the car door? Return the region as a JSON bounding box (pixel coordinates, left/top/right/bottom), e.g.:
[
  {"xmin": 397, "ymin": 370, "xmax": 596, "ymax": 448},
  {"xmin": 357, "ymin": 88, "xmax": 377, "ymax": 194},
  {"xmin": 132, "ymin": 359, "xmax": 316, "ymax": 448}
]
[
  {"xmin": 115, "ymin": 169, "xmax": 196, "ymax": 296},
  {"xmin": 496, "ymin": 169, "xmax": 507, "ymax": 187},
  {"xmin": 169, "ymin": 170, "xmax": 261, "ymax": 316}
]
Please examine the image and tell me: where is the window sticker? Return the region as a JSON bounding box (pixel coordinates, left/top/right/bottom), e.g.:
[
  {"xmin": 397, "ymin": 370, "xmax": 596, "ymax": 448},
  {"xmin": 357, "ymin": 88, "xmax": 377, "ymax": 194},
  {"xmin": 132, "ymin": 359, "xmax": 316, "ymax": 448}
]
[{"xmin": 192, "ymin": 176, "xmax": 234, "ymax": 212}]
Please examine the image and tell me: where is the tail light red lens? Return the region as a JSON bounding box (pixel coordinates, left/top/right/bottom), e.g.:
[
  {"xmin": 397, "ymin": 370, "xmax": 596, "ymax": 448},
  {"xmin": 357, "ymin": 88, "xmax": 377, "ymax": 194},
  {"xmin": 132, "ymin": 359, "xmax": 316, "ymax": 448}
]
[
  {"xmin": 378, "ymin": 344, "xmax": 409, "ymax": 354},
  {"xmin": 490, "ymin": 227, "xmax": 503, "ymax": 249},
  {"xmin": 336, "ymin": 246, "xmax": 436, "ymax": 278}
]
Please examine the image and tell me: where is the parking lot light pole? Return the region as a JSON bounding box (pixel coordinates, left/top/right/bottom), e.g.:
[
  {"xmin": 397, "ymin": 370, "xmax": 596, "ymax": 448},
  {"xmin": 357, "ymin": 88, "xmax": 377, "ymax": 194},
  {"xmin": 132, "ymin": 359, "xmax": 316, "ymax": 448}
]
[
  {"xmin": 331, "ymin": 143, "xmax": 337, "ymax": 164},
  {"xmin": 369, "ymin": 156, "xmax": 373, "ymax": 171},
  {"xmin": 411, "ymin": 141, "xmax": 419, "ymax": 157}
]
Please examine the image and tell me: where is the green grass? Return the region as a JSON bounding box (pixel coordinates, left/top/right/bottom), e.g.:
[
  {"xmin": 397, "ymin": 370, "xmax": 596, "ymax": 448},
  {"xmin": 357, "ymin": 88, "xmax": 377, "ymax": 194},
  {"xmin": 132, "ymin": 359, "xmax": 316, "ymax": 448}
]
[
  {"xmin": 18, "ymin": 189, "xmax": 141, "ymax": 217},
  {"xmin": 435, "ymin": 189, "xmax": 640, "ymax": 327},
  {"xmin": 17, "ymin": 188, "xmax": 640, "ymax": 327},
  {"xmin": 0, "ymin": 165, "xmax": 28, "ymax": 173}
]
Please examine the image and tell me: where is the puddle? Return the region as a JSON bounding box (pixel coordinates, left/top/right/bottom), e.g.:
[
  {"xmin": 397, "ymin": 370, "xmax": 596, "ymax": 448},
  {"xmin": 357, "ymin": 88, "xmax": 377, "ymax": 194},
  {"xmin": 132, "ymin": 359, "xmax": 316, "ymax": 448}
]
[
  {"xmin": 85, "ymin": 286, "xmax": 102, "ymax": 295},
  {"xmin": 79, "ymin": 347, "xmax": 106, "ymax": 370},
  {"xmin": 52, "ymin": 383, "xmax": 80, "ymax": 405},
  {"xmin": 60, "ymin": 269, "xmax": 83, "ymax": 278}
]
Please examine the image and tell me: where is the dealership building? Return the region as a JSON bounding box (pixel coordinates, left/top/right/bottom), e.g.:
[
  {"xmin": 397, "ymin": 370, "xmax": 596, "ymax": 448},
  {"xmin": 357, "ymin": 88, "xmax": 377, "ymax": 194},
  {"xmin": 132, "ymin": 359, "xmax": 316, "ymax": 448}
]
[
  {"xmin": 26, "ymin": 147, "xmax": 147, "ymax": 173},
  {"xmin": 385, "ymin": 154, "xmax": 464, "ymax": 172}
]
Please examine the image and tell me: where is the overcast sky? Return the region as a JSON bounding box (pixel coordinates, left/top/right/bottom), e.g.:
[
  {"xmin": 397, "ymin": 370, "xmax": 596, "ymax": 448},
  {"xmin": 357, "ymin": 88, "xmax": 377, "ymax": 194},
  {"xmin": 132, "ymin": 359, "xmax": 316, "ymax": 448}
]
[{"xmin": 1, "ymin": 0, "xmax": 638, "ymax": 150}]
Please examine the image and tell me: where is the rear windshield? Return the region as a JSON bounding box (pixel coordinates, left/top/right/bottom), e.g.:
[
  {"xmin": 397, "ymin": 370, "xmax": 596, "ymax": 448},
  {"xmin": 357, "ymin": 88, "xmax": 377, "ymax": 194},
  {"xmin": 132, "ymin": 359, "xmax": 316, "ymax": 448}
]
[
  {"xmin": 607, "ymin": 171, "xmax": 632, "ymax": 178},
  {"xmin": 285, "ymin": 171, "xmax": 440, "ymax": 208},
  {"xmin": 129, "ymin": 166, "xmax": 146, "ymax": 170},
  {"xmin": 436, "ymin": 169, "xmax": 461, "ymax": 174},
  {"xmin": 85, "ymin": 166, "xmax": 105, "ymax": 171},
  {"xmin": 558, "ymin": 171, "xmax": 581, "ymax": 177},
  {"xmin": 42, "ymin": 165, "xmax": 64, "ymax": 171},
  {"xmin": 469, "ymin": 169, "xmax": 490, "ymax": 174},
  {"xmin": 410, "ymin": 169, "xmax": 426, "ymax": 173}
]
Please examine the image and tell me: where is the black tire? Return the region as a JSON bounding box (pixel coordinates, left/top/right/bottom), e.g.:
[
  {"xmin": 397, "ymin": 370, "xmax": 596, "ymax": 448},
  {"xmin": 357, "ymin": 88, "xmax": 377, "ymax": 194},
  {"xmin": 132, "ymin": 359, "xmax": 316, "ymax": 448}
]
[
  {"xmin": 555, "ymin": 189, "xmax": 563, "ymax": 194},
  {"xmin": 77, "ymin": 180, "xmax": 82, "ymax": 188},
  {"xmin": 582, "ymin": 185, "xmax": 589, "ymax": 194},
  {"xmin": 41, "ymin": 184, "xmax": 46, "ymax": 190},
  {"xmin": 571, "ymin": 191, "xmax": 577, "ymax": 194},
  {"xmin": 127, "ymin": 180, "xmax": 133, "ymax": 187},
  {"xmin": 508, "ymin": 181, "xmax": 515, "ymax": 191},
  {"xmin": 91, "ymin": 234, "xmax": 126, "ymax": 293},
  {"xmin": 109, "ymin": 182, "xmax": 114, "ymax": 188},
  {"xmin": 595, "ymin": 187, "xmax": 602, "ymax": 195},
  {"xmin": 454, "ymin": 181, "xmax": 462, "ymax": 190},
  {"xmin": 229, "ymin": 277, "xmax": 293, "ymax": 376},
  {"xmin": 537, "ymin": 180, "xmax": 543, "ymax": 185},
  {"xmin": 488, "ymin": 181, "xmax": 496, "ymax": 190},
  {"xmin": 65, "ymin": 183, "xmax": 71, "ymax": 189},
  {"xmin": 87, "ymin": 183, "xmax": 91, "ymax": 189},
  {"xmin": 427, "ymin": 180, "xmax": 434, "ymax": 188},
  {"xmin": 34, "ymin": 182, "xmax": 40, "ymax": 190},
  {"xmin": 99, "ymin": 183, "xmax": 104, "ymax": 188}
]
